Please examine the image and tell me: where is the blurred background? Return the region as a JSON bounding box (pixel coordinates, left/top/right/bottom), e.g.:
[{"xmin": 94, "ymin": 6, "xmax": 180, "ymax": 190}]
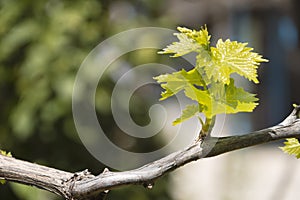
[{"xmin": 0, "ymin": 0, "xmax": 300, "ymax": 199}]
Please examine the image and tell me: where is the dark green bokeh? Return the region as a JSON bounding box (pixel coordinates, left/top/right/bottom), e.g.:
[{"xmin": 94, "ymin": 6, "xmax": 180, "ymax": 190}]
[{"xmin": 0, "ymin": 0, "xmax": 172, "ymax": 199}]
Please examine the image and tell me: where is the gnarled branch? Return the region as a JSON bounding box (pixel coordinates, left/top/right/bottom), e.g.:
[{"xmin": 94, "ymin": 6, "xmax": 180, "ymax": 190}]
[{"xmin": 1, "ymin": 106, "xmax": 300, "ymax": 200}]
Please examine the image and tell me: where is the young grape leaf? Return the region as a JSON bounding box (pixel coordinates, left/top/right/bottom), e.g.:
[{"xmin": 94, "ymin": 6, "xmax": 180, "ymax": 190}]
[
  {"xmin": 184, "ymin": 79, "xmax": 258, "ymax": 118},
  {"xmin": 293, "ymin": 103, "xmax": 299, "ymax": 108},
  {"xmin": 224, "ymin": 79, "xmax": 258, "ymax": 105},
  {"xmin": 158, "ymin": 26, "xmax": 210, "ymax": 57},
  {"xmin": 0, "ymin": 150, "xmax": 12, "ymax": 157},
  {"xmin": 280, "ymin": 138, "xmax": 300, "ymax": 159},
  {"xmin": 154, "ymin": 68, "xmax": 204, "ymax": 100},
  {"xmin": 197, "ymin": 39, "xmax": 268, "ymax": 85},
  {"xmin": 176, "ymin": 26, "xmax": 210, "ymax": 49},
  {"xmin": 184, "ymin": 85, "xmax": 211, "ymax": 107},
  {"xmin": 173, "ymin": 104, "xmax": 200, "ymax": 125}
]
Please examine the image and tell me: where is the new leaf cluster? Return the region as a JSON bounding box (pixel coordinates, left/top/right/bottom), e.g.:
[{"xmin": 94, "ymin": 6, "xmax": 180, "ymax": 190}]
[
  {"xmin": 154, "ymin": 26, "xmax": 268, "ymax": 125},
  {"xmin": 280, "ymin": 138, "xmax": 300, "ymax": 159}
]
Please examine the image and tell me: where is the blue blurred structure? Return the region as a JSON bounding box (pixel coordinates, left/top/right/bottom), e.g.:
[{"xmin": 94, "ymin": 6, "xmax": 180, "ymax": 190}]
[{"xmin": 230, "ymin": 8, "xmax": 299, "ymax": 129}]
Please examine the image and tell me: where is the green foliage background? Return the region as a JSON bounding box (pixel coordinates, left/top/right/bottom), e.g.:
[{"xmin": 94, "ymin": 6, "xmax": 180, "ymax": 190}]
[{"xmin": 0, "ymin": 0, "xmax": 172, "ymax": 199}]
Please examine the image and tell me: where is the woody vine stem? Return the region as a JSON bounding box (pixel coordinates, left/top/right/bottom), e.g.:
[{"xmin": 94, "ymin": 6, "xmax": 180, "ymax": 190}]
[{"xmin": 0, "ymin": 105, "xmax": 300, "ymax": 200}]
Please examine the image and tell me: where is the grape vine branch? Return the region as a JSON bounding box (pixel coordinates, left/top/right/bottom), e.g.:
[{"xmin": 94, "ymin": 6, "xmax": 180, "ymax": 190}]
[{"xmin": 0, "ymin": 105, "xmax": 300, "ymax": 200}]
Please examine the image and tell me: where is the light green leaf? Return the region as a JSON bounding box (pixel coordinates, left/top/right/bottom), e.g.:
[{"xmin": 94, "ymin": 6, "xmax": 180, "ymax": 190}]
[
  {"xmin": 280, "ymin": 138, "xmax": 300, "ymax": 159},
  {"xmin": 176, "ymin": 26, "xmax": 210, "ymax": 48},
  {"xmin": 184, "ymin": 85, "xmax": 211, "ymax": 106},
  {"xmin": 221, "ymin": 79, "xmax": 258, "ymax": 114},
  {"xmin": 185, "ymin": 86, "xmax": 221, "ymax": 118},
  {"xmin": 184, "ymin": 79, "xmax": 258, "ymax": 118},
  {"xmin": 154, "ymin": 68, "xmax": 204, "ymax": 100},
  {"xmin": 224, "ymin": 79, "xmax": 258, "ymax": 106},
  {"xmin": 158, "ymin": 33, "xmax": 199, "ymax": 57},
  {"xmin": 173, "ymin": 104, "xmax": 199, "ymax": 125},
  {"xmin": 158, "ymin": 26, "xmax": 210, "ymax": 57},
  {"xmin": 198, "ymin": 39, "xmax": 268, "ymax": 84},
  {"xmin": 0, "ymin": 150, "xmax": 12, "ymax": 157},
  {"xmin": 293, "ymin": 103, "xmax": 299, "ymax": 108}
]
